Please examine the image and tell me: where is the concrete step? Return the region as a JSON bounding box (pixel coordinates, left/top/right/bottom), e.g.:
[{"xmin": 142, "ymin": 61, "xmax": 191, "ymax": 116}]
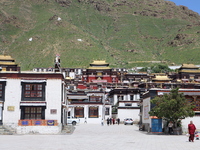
[
  {"xmin": 0, "ymin": 125, "xmax": 14, "ymax": 135},
  {"xmin": 0, "ymin": 132, "xmax": 13, "ymax": 135},
  {"xmin": 61, "ymin": 125, "xmax": 75, "ymax": 134},
  {"xmin": 0, "ymin": 128, "xmax": 5, "ymax": 132}
]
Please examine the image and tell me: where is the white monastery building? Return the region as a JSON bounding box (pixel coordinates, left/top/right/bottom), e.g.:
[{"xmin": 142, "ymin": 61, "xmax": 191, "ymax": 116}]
[{"xmin": 0, "ymin": 71, "xmax": 65, "ymax": 134}]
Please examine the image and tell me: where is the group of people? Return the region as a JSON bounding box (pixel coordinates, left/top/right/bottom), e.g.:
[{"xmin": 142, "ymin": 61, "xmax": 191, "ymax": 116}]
[
  {"xmin": 106, "ymin": 118, "xmax": 120, "ymax": 126},
  {"xmin": 168, "ymin": 120, "xmax": 197, "ymax": 142}
]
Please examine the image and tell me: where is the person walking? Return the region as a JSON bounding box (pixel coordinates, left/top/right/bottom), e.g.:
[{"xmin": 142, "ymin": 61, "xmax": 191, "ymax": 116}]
[
  {"xmin": 112, "ymin": 118, "xmax": 115, "ymax": 125},
  {"xmin": 107, "ymin": 118, "xmax": 110, "ymax": 126},
  {"xmin": 101, "ymin": 119, "xmax": 104, "ymax": 126},
  {"xmin": 110, "ymin": 118, "xmax": 112, "ymax": 125},
  {"xmin": 188, "ymin": 121, "xmax": 196, "ymax": 142},
  {"xmin": 84, "ymin": 117, "xmax": 87, "ymax": 124},
  {"xmin": 117, "ymin": 118, "xmax": 120, "ymax": 125},
  {"xmin": 168, "ymin": 121, "xmax": 173, "ymax": 135}
]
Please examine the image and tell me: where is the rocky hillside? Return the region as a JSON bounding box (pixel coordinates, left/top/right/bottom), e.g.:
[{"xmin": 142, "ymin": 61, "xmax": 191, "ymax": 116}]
[{"xmin": 1, "ymin": 0, "xmax": 200, "ymax": 70}]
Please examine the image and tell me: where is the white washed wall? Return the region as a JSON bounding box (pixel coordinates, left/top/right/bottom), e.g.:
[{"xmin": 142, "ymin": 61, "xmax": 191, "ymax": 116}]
[
  {"xmin": 118, "ymin": 109, "xmax": 139, "ymax": 122},
  {"xmin": 142, "ymin": 97, "xmax": 151, "ymax": 125},
  {"xmin": 45, "ymin": 79, "xmax": 62, "ymax": 123},
  {"xmin": 127, "ymin": 95, "xmax": 130, "ymax": 100},
  {"xmin": 3, "ymin": 78, "xmax": 63, "ymax": 133},
  {"xmin": 134, "ymin": 94, "xmax": 140, "ymax": 101},
  {"xmin": 119, "ymin": 102, "xmax": 139, "ymax": 107},
  {"xmin": 113, "ymin": 95, "xmax": 118, "ymax": 105},
  {"xmin": 16, "ymin": 125, "xmax": 62, "ymax": 134},
  {"xmin": 69, "ymin": 72, "xmax": 75, "ymax": 79},
  {"xmin": 3, "ymin": 79, "xmax": 21, "ymax": 128},
  {"xmin": 133, "ymin": 103, "xmax": 138, "ymax": 107},
  {"xmin": 181, "ymin": 116, "xmax": 200, "ymax": 133},
  {"xmin": 76, "ymin": 105, "xmax": 104, "ymax": 124},
  {"xmin": 84, "ymin": 105, "xmax": 88, "ymax": 120},
  {"xmin": 119, "ymin": 102, "xmax": 124, "ymax": 107},
  {"xmin": 124, "ymin": 95, "xmax": 128, "ymax": 101}
]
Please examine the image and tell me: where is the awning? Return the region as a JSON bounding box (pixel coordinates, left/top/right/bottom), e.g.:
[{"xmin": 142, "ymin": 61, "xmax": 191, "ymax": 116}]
[
  {"xmin": 20, "ymin": 102, "xmax": 46, "ymax": 106},
  {"xmin": 181, "ymin": 79, "xmax": 189, "ymax": 81},
  {"xmin": 67, "ymin": 96, "xmax": 88, "ymax": 99},
  {"xmin": 0, "ymin": 79, "xmax": 6, "ymax": 81},
  {"xmin": 21, "ymin": 80, "xmax": 46, "ymax": 83},
  {"xmin": 158, "ymin": 91, "xmax": 200, "ymax": 96}
]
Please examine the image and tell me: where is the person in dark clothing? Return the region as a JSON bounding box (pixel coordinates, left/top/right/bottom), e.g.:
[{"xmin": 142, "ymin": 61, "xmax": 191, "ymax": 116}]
[
  {"xmin": 117, "ymin": 118, "xmax": 120, "ymax": 125},
  {"xmin": 84, "ymin": 117, "xmax": 87, "ymax": 124},
  {"xmin": 112, "ymin": 118, "xmax": 115, "ymax": 125},
  {"xmin": 168, "ymin": 121, "xmax": 173, "ymax": 134},
  {"xmin": 101, "ymin": 119, "xmax": 104, "ymax": 126},
  {"xmin": 110, "ymin": 118, "xmax": 112, "ymax": 125},
  {"xmin": 188, "ymin": 121, "xmax": 196, "ymax": 142},
  {"xmin": 107, "ymin": 118, "xmax": 110, "ymax": 126}
]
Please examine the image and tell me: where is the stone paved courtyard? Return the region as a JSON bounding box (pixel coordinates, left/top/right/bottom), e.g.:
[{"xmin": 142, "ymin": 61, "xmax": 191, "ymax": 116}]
[{"xmin": 0, "ymin": 123, "xmax": 199, "ymax": 150}]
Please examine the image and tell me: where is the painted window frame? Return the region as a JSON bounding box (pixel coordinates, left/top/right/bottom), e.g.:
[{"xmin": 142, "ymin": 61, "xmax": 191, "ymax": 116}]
[
  {"xmin": 20, "ymin": 106, "xmax": 45, "ymax": 120},
  {"xmin": 74, "ymin": 107, "xmax": 84, "ymax": 118},
  {"xmin": 89, "ymin": 106, "xmax": 98, "ymax": 118},
  {"xmin": 0, "ymin": 81, "xmax": 6, "ymax": 101},
  {"xmin": 21, "ymin": 82, "xmax": 46, "ymax": 101},
  {"xmin": 105, "ymin": 107, "xmax": 110, "ymax": 115}
]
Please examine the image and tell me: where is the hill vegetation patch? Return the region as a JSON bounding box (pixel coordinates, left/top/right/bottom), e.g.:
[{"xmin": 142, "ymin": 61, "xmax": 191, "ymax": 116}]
[{"xmin": 0, "ymin": 0, "xmax": 200, "ymax": 70}]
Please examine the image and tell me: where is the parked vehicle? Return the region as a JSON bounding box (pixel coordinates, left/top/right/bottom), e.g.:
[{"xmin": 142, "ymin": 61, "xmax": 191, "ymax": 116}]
[
  {"xmin": 124, "ymin": 118, "xmax": 133, "ymax": 125},
  {"xmin": 67, "ymin": 117, "xmax": 80, "ymax": 125}
]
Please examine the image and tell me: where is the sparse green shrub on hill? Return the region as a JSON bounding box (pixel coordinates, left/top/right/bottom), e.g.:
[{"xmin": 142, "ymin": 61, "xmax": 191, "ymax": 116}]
[{"xmin": 1, "ymin": 0, "xmax": 200, "ymax": 70}]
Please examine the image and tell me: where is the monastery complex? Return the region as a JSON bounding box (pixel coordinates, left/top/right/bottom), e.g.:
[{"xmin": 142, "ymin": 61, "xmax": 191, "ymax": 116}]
[{"xmin": 0, "ymin": 55, "xmax": 199, "ymax": 134}]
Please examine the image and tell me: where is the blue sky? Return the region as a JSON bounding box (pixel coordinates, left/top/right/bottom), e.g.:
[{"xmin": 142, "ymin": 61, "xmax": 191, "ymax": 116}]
[{"xmin": 168, "ymin": 0, "xmax": 200, "ymax": 14}]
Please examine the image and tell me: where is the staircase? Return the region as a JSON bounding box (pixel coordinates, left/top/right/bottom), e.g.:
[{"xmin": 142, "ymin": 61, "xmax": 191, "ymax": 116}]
[{"xmin": 0, "ymin": 125, "xmax": 15, "ymax": 135}]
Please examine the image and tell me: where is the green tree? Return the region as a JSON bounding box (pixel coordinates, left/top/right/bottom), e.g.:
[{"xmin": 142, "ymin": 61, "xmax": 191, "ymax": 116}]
[
  {"xmin": 139, "ymin": 64, "xmax": 173, "ymax": 73},
  {"xmin": 149, "ymin": 88, "xmax": 195, "ymax": 128},
  {"xmin": 139, "ymin": 67, "xmax": 149, "ymax": 72},
  {"xmin": 150, "ymin": 64, "xmax": 172, "ymax": 73}
]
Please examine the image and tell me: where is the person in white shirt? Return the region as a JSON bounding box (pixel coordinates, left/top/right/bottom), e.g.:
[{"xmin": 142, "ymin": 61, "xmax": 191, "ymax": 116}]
[{"xmin": 168, "ymin": 121, "xmax": 173, "ymax": 134}]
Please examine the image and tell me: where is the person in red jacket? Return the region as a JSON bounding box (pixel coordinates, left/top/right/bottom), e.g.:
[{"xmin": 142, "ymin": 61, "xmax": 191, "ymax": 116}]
[{"xmin": 188, "ymin": 121, "xmax": 196, "ymax": 142}]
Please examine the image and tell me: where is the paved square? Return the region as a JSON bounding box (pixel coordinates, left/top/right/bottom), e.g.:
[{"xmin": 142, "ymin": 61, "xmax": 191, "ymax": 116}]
[{"xmin": 0, "ymin": 124, "xmax": 199, "ymax": 150}]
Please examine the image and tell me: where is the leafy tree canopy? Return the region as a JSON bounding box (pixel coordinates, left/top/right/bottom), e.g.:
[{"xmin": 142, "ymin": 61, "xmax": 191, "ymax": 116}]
[
  {"xmin": 149, "ymin": 88, "xmax": 195, "ymax": 127},
  {"xmin": 139, "ymin": 64, "xmax": 173, "ymax": 73}
]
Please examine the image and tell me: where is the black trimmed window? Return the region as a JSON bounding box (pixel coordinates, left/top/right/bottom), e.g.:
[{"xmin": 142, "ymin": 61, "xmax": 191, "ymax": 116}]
[
  {"xmin": 195, "ymin": 97, "xmax": 200, "ymax": 111},
  {"xmin": 89, "ymin": 107, "xmax": 98, "ymax": 118},
  {"xmin": 117, "ymin": 95, "xmax": 124, "ymax": 101},
  {"xmin": 125, "ymin": 103, "xmax": 132, "ymax": 106},
  {"xmin": 0, "ymin": 81, "xmax": 6, "ymax": 101},
  {"xmin": 20, "ymin": 106, "xmax": 45, "ymax": 119},
  {"xmin": 25, "ymin": 84, "xmax": 42, "ymax": 97},
  {"xmin": 130, "ymin": 95, "xmax": 134, "ymax": 101},
  {"xmin": 21, "ymin": 82, "xmax": 46, "ymax": 101},
  {"xmin": 89, "ymin": 96, "xmax": 102, "ymax": 102},
  {"xmin": 74, "ymin": 107, "xmax": 84, "ymax": 118},
  {"xmin": 105, "ymin": 107, "xmax": 109, "ymax": 115},
  {"xmin": 0, "ymin": 84, "xmax": 3, "ymax": 98}
]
